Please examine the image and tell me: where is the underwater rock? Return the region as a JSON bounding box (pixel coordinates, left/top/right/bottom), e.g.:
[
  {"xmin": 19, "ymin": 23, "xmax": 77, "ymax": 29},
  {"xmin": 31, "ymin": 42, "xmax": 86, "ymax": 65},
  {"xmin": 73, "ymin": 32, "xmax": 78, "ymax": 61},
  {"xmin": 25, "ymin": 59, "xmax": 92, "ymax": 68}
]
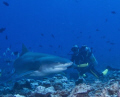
[
  {"xmin": 2, "ymin": 87, "xmax": 13, "ymax": 95},
  {"xmin": 61, "ymin": 76, "xmax": 68, "ymax": 83},
  {"xmin": 30, "ymin": 82, "xmax": 39, "ymax": 89},
  {"xmin": 13, "ymin": 79, "xmax": 31, "ymax": 90},
  {"xmin": 0, "ymin": 94, "xmax": 13, "ymax": 97},
  {"xmin": 49, "ymin": 78, "xmax": 55, "ymax": 83},
  {"xmin": 52, "ymin": 90, "xmax": 71, "ymax": 97},
  {"xmin": 63, "ymin": 82, "xmax": 75, "ymax": 90},
  {"xmin": 30, "ymin": 86, "xmax": 55, "ymax": 97},
  {"xmin": 2, "ymin": 70, "xmax": 120, "ymax": 96},
  {"xmin": 69, "ymin": 83, "xmax": 91, "ymax": 97},
  {"xmin": 107, "ymin": 82, "xmax": 119, "ymax": 95},
  {"xmin": 55, "ymin": 74, "xmax": 63, "ymax": 79},
  {"xmin": 75, "ymin": 78, "xmax": 84, "ymax": 85},
  {"xmin": 19, "ymin": 88, "xmax": 31, "ymax": 96},
  {"xmin": 42, "ymin": 80, "xmax": 51, "ymax": 88},
  {"xmin": 42, "ymin": 77, "xmax": 49, "ymax": 81},
  {"xmin": 14, "ymin": 94, "xmax": 25, "ymax": 97},
  {"xmin": 53, "ymin": 80, "xmax": 63, "ymax": 90}
]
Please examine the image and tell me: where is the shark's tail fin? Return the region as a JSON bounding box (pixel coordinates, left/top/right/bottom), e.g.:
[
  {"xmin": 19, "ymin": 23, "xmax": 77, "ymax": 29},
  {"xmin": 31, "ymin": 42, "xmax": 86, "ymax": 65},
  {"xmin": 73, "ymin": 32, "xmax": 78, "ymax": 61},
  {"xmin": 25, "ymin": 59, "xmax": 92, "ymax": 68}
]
[
  {"xmin": 0, "ymin": 70, "xmax": 32, "ymax": 84},
  {"xmin": 20, "ymin": 44, "xmax": 29, "ymax": 56}
]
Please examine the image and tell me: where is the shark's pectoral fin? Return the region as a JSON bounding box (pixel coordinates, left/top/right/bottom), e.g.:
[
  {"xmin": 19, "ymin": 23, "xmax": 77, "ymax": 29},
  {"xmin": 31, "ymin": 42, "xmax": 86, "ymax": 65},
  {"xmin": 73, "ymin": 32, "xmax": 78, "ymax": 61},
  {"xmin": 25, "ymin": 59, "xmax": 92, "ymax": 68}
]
[
  {"xmin": 16, "ymin": 71, "xmax": 34, "ymax": 78},
  {"xmin": 30, "ymin": 71, "xmax": 47, "ymax": 76}
]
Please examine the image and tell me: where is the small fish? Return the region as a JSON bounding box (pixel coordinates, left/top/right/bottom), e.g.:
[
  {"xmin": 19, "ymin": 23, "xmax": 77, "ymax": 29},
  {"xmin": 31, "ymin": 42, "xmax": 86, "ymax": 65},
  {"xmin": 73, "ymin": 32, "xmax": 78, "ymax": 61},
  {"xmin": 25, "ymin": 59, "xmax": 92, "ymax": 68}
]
[
  {"xmin": 58, "ymin": 45, "xmax": 61, "ymax": 48},
  {"xmin": 0, "ymin": 28, "xmax": 6, "ymax": 33},
  {"xmin": 110, "ymin": 42, "xmax": 115, "ymax": 45},
  {"xmin": 49, "ymin": 45, "xmax": 53, "ymax": 47},
  {"xmin": 80, "ymin": 32, "xmax": 82, "ymax": 34},
  {"xmin": 51, "ymin": 34, "xmax": 55, "ymax": 38},
  {"xmin": 88, "ymin": 36, "xmax": 91, "ymax": 39},
  {"xmin": 108, "ymin": 48, "xmax": 112, "ymax": 52},
  {"xmin": 3, "ymin": 1, "xmax": 9, "ymax": 6},
  {"xmin": 96, "ymin": 29, "xmax": 100, "ymax": 31},
  {"xmin": 111, "ymin": 11, "xmax": 116, "ymax": 14},
  {"xmin": 90, "ymin": 47, "xmax": 93, "ymax": 51},
  {"xmin": 106, "ymin": 41, "xmax": 110, "ymax": 43},
  {"xmin": 29, "ymin": 47, "xmax": 31, "ymax": 49},
  {"xmin": 5, "ymin": 35, "xmax": 8, "ymax": 40},
  {"xmin": 105, "ymin": 19, "xmax": 108, "ymax": 22},
  {"xmin": 41, "ymin": 33, "xmax": 44, "ymax": 36},
  {"xmin": 39, "ymin": 45, "xmax": 43, "ymax": 48}
]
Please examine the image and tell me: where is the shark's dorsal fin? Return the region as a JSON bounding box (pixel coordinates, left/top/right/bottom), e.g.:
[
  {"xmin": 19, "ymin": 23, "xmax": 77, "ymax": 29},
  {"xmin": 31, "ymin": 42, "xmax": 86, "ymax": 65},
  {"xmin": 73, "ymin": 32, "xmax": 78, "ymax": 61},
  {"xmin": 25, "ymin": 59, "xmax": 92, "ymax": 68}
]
[{"xmin": 20, "ymin": 44, "xmax": 29, "ymax": 56}]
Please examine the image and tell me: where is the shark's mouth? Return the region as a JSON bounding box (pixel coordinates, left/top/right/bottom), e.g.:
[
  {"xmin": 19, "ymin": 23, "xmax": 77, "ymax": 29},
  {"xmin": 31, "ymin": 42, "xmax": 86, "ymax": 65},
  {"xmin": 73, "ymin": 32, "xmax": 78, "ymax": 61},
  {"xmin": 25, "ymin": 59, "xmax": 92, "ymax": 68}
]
[{"xmin": 48, "ymin": 62, "xmax": 73, "ymax": 72}]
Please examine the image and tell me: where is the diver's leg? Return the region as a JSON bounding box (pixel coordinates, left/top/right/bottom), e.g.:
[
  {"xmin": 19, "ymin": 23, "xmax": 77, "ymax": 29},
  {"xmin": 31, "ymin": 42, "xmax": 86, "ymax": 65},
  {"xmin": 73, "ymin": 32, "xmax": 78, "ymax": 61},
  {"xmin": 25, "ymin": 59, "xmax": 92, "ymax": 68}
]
[
  {"xmin": 75, "ymin": 67, "xmax": 88, "ymax": 85},
  {"xmin": 79, "ymin": 67, "xmax": 90, "ymax": 76},
  {"xmin": 89, "ymin": 66, "xmax": 102, "ymax": 78}
]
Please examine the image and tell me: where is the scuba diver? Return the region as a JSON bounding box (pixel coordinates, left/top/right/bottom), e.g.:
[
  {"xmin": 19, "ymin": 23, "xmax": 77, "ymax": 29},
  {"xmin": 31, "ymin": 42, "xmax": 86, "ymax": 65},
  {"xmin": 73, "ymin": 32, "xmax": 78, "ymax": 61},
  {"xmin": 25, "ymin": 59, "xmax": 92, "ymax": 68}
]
[
  {"xmin": 70, "ymin": 45, "xmax": 117, "ymax": 84},
  {"xmin": 71, "ymin": 45, "xmax": 104, "ymax": 78}
]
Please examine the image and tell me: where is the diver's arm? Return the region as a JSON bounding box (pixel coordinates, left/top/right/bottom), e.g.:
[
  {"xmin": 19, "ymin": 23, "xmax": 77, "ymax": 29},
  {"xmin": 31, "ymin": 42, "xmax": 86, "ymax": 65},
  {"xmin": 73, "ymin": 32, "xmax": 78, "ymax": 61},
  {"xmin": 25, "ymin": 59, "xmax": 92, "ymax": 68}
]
[{"xmin": 67, "ymin": 63, "xmax": 77, "ymax": 69}]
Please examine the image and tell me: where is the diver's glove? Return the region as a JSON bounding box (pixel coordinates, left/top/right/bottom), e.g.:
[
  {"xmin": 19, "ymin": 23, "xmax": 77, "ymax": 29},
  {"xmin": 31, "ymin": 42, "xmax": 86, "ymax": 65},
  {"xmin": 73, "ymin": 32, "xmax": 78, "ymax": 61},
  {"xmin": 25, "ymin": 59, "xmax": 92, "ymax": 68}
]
[{"xmin": 77, "ymin": 63, "xmax": 89, "ymax": 68}]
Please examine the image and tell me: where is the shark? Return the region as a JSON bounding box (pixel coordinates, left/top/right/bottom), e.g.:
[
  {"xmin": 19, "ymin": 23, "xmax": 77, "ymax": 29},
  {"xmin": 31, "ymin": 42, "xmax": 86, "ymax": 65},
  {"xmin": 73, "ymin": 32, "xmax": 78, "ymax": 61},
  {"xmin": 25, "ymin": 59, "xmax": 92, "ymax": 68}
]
[{"xmin": 13, "ymin": 44, "xmax": 73, "ymax": 77}]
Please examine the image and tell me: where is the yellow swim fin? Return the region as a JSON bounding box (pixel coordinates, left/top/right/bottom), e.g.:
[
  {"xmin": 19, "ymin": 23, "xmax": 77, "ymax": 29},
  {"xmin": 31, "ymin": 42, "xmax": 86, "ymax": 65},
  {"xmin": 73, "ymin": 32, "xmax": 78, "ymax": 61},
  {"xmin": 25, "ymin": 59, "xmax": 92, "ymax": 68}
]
[{"xmin": 102, "ymin": 69, "xmax": 108, "ymax": 76}]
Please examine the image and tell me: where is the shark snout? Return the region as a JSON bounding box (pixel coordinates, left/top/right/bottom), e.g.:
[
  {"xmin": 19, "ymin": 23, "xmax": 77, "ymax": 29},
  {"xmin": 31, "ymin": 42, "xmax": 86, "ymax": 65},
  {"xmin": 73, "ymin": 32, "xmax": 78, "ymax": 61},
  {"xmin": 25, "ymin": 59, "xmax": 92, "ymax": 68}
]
[
  {"xmin": 65, "ymin": 62, "xmax": 73, "ymax": 67},
  {"xmin": 55, "ymin": 62, "xmax": 73, "ymax": 69}
]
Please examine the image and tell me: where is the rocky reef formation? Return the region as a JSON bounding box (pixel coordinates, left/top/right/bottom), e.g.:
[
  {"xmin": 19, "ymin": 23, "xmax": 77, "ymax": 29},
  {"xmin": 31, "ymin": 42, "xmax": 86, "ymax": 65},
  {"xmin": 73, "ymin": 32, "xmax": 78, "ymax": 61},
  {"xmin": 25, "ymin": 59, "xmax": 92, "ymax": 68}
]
[{"xmin": 0, "ymin": 70, "xmax": 120, "ymax": 97}]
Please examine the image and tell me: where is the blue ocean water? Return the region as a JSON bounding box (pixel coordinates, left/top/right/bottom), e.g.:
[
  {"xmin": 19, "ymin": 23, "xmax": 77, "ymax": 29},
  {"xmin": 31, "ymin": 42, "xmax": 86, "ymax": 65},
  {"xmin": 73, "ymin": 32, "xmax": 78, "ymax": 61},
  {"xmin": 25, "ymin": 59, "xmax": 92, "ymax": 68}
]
[{"xmin": 0, "ymin": 0, "xmax": 120, "ymax": 79}]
